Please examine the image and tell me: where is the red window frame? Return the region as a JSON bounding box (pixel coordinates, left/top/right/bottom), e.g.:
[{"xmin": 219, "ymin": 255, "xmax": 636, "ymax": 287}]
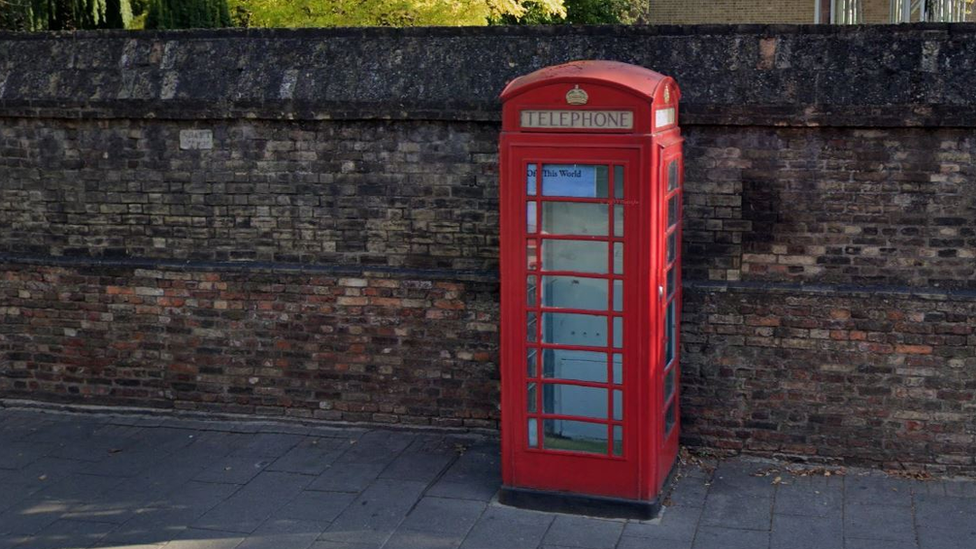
[{"xmin": 523, "ymin": 157, "xmax": 630, "ymax": 459}]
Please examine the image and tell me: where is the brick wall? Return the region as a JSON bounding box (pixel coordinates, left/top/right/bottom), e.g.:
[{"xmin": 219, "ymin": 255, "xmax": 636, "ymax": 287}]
[
  {"xmin": 0, "ymin": 263, "xmax": 499, "ymax": 427},
  {"xmin": 682, "ymin": 284, "xmax": 976, "ymax": 472},
  {"xmin": 647, "ymin": 0, "xmax": 974, "ymax": 24},
  {"xmin": 683, "ymin": 126, "xmax": 976, "ymax": 288},
  {"xmin": 648, "ymin": 0, "xmax": 814, "ymax": 24},
  {"xmin": 0, "ymin": 119, "xmax": 499, "ymax": 271},
  {"xmin": 2, "ymin": 25, "xmax": 976, "ymax": 472}
]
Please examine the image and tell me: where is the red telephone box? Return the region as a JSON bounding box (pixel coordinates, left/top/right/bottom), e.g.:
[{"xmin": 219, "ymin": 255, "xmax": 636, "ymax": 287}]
[{"xmin": 498, "ymin": 61, "xmax": 683, "ymax": 519}]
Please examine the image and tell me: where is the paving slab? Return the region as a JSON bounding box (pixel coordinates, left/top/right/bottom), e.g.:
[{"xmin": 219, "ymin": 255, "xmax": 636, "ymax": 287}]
[
  {"xmin": 191, "ymin": 456, "xmax": 275, "ymax": 485},
  {"xmin": 229, "ymin": 433, "xmax": 304, "ymax": 459},
  {"xmin": 692, "ymin": 526, "xmax": 770, "ymax": 549},
  {"xmin": 77, "ymin": 449, "xmax": 170, "ymax": 478},
  {"xmin": 617, "ymin": 536, "xmax": 692, "ymax": 549},
  {"xmin": 914, "ymin": 493, "xmax": 976, "ymax": 549},
  {"xmin": 666, "ymin": 475, "xmax": 709, "ymax": 508},
  {"xmin": 0, "ymin": 497, "xmax": 73, "ymax": 536},
  {"xmin": 15, "ymin": 457, "xmax": 87, "ymax": 494},
  {"xmin": 192, "ymin": 472, "xmax": 311, "ymax": 534},
  {"xmin": 307, "ymin": 463, "xmax": 387, "ymax": 493},
  {"xmin": 845, "ymin": 475, "xmax": 914, "ymax": 507},
  {"xmin": 378, "ymin": 437, "xmax": 456, "ymax": 484},
  {"xmin": 33, "ymin": 472, "xmax": 126, "ymax": 502},
  {"xmin": 458, "ymin": 505, "xmax": 555, "ymax": 549},
  {"xmin": 0, "ymin": 441, "xmax": 53, "ymax": 470},
  {"xmin": 163, "ymin": 528, "xmax": 247, "ymax": 549},
  {"xmin": 774, "ymin": 481, "xmax": 843, "ymax": 518},
  {"xmin": 308, "ymin": 541, "xmax": 378, "ymax": 549},
  {"xmin": 383, "ymin": 529, "xmax": 463, "ymax": 549},
  {"xmin": 332, "ymin": 430, "xmax": 413, "ymax": 466},
  {"xmin": 11, "ymin": 518, "xmax": 115, "ymax": 549},
  {"xmin": 700, "ymin": 493, "xmax": 772, "ymax": 531},
  {"xmin": 271, "ymin": 490, "xmax": 357, "ymax": 523},
  {"xmin": 541, "ymin": 515, "xmax": 624, "ymax": 549},
  {"xmin": 425, "ymin": 445, "xmax": 500, "ymax": 502},
  {"xmin": 770, "ymin": 513, "xmax": 843, "ymax": 549},
  {"xmin": 235, "ymin": 518, "xmax": 328, "ymax": 549},
  {"xmin": 844, "ymin": 539, "xmax": 918, "ymax": 549},
  {"xmin": 397, "ymin": 497, "xmax": 486, "ymax": 536},
  {"xmin": 94, "ymin": 511, "xmax": 190, "ymax": 547},
  {"xmin": 154, "ymin": 479, "xmax": 241, "ymax": 512},
  {"xmin": 623, "ymin": 505, "xmax": 700, "ymax": 542},
  {"xmin": 318, "ymin": 479, "xmax": 427, "ymax": 546},
  {"xmin": 943, "ymin": 480, "xmax": 976, "ymax": 499},
  {"xmin": 267, "ymin": 437, "xmax": 349, "ymax": 475},
  {"xmin": 844, "ymin": 504, "xmax": 915, "ymax": 542},
  {"xmin": 707, "ymin": 461, "xmax": 777, "ymax": 499}
]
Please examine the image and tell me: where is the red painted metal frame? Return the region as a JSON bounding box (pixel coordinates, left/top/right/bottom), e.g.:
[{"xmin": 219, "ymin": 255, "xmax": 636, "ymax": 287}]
[{"xmin": 500, "ymin": 61, "xmax": 682, "ymax": 506}]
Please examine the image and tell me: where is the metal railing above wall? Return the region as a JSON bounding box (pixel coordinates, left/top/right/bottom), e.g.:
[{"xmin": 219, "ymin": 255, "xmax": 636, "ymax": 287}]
[
  {"xmin": 832, "ymin": 0, "xmax": 863, "ymax": 24},
  {"xmin": 891, "ymin": 0, "xmax": 972, "ymax": 22}
]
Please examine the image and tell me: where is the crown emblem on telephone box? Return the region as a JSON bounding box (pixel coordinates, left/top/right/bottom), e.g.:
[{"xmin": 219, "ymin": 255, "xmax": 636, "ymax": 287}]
[{"xmin": 565, "ymin": 85, "xmax": 588, "ymax": 105}]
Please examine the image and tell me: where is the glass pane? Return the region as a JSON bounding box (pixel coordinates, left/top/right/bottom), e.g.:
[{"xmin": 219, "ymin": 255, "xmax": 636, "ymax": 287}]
[
  {"xmin": 612, "ymin": 425, "xmax": 623, "ymax": 456},
  {"xmin": 542, "ymin": 240, "xmax": 608, "ymax": 274},
  {"xmin": 668, "ymin": 195, "xmax": 679, "ymax": 228},
  {"xmin": 542, "ymin": 312, "xmax": 607, "ymax": 347},
  {"xmin": 542, "ymin": 349, "xmax": 606, "ymax": 383},
  {"xmin": 542, "ymin": 276, "xmax": 607, "ymax": 311},
  {"xmin": 541, "ymin": 202, "xmax": 608, "ymax": 236},
  {"xmin": 666, "ymin": 232, "xmax": 676, "ymax": 263},
  {"xmin": 613, "ymin": 280, "xmax": 623, "ymax": 312},
  {"xmin": 666, "ymin": 268, "xmax": 675, "ymax": 299},
  {"xmin": 528, "ymin": 418, "xmax": 538, "ymax": 447},
  {"xmin": 614, "ymin": 205, "xmax": 624, "ymax": 237},
  {"xmin": 664, "ymin": 368, "xmax": 675, "ymax": 402},
  {"xmin": 613, "ymin": 242, "xmax": 624, "ymax": 274},
  {"xmin": 613, "ymin": 317, "xmax": 623, "ymax": 348},
  {"xmin": 527, "ymin": 383, "xmax": 537, "ymax": 413},
  {"xmin": 527, "ymin": 164, "xmax": 537, "ymax": 195},
  {"xmin": 664, "ymin": 400, "xmax": 676, "ymax": 438},
  {"xmin": 543, "ymin": 384, "xmax": 608, "ymax": 419},
  {"xmin": 612, "ymin": 353, "xmax": 622, "ymax": 385},
  {"xmin": 527, "ymin": 312, "xmax": 537, "ymax": 343},
  {"xmin": 667, "ymin": 160, "xmax": 679, "ymax": 192},
  {"xmin": 526, "ymin": 276, "xmax": 537, "ymax": 306},
  {"xmin": 527, "ymin": 241, "xmax": 538, "ymax": 270},
  {"xmin": 613, "ymin": 390, "xmax": 623, "ymax": 421},
  {"xmin": 527, "ymin": 347, "xmax": 537, "ymax": 378},
  {"xmin": 543, "ymin": 419, "xmax": 607, "ymax": 455},
  {"xmin": 614, "ymin": 166, "xmax": 624, "ymax": 199},
  {"xmin": 527, "ymin": 201, "xmax": 537, "ymax": 233},
  {"xmin": 665, "ymin": 301, "xmax": 674, "ymax": 365},
  {"xmin": 542, "ymin": 164, "xmax": 608, "ymax": 198}
]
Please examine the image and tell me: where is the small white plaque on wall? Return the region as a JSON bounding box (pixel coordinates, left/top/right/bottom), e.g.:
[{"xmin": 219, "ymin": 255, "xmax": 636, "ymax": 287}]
[{"xmin": 180, "ymin": 129, "xmax": 213, "ymax": 150}]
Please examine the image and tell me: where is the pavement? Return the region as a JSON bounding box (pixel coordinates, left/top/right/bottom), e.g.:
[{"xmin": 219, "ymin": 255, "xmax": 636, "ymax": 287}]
[{"xmin": 0, "ymin": 408, "xmax": 974, "ymax": 549}]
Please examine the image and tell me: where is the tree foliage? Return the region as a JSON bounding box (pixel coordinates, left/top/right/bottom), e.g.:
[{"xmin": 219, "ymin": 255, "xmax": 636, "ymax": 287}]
[
  {"xmin": 491, "ymin": 0, "xmax": 645, "ymax": 24},
  {"xmin": 144, "ymin": 0, "xmax": 230, "ymax": 28},
  {"xmin": 0, "ymin": 0, "xmax": 131, "ymax": 30},
  {"xmin": 228, "ymin": 0, "xmax": 564, "ymax": 28}
]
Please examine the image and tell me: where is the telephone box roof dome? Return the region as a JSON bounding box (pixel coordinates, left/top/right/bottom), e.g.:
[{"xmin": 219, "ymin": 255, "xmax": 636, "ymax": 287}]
[{"xmin": 500, "ymin": 60, "xmax": 669, "ymax": 102}]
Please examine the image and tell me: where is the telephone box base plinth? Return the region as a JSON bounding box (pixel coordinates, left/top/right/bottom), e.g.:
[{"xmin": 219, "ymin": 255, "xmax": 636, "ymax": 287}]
[{"xmin": 498, "ymin": 486, "xmax": 660, "ymax": 520}]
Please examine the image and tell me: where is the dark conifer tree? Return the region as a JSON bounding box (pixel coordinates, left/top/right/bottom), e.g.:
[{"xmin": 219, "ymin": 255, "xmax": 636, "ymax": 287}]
[
  {"xmin": 0, "ymin": 0, "xmax": 131, "ymax": 30},
  {"xmin": 145, "ymin": 0, "xmax": 230, "ymax": 29}
]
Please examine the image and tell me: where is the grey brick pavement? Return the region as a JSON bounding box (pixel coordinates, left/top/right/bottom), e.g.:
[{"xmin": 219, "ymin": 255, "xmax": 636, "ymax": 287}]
[{"xmin": 0, "ymin": 408, "xmax": 974, "ymax": 549}]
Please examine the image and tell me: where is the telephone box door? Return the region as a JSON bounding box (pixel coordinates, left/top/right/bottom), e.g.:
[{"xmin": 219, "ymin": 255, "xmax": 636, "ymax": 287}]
[
  {"xmin": 502, "ymin": 144, "xmax": 643, "ymax": 499},
  {"xmin": 657, "ymin": 140, "xmax": 683, "ymax": 486}
]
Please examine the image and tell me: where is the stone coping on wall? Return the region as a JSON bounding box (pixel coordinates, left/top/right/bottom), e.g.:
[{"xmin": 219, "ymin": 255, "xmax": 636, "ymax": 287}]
[{"xmin": 1, "ymin": 24, "xmax": 975, "ymax": 127}]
